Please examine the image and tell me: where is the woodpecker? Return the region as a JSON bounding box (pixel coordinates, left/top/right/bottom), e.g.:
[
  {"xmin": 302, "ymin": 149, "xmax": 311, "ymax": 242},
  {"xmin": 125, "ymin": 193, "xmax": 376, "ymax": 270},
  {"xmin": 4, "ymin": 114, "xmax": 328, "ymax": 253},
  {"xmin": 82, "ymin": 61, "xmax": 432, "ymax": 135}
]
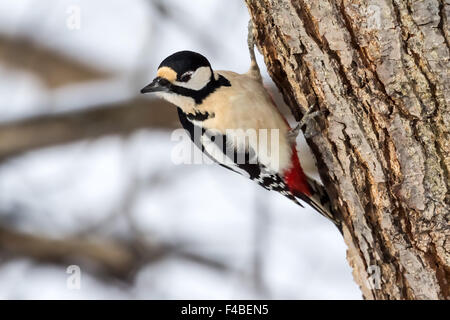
[{"xmin": 141, "ymin": 22, "xmax": 341, "ymax": 231}]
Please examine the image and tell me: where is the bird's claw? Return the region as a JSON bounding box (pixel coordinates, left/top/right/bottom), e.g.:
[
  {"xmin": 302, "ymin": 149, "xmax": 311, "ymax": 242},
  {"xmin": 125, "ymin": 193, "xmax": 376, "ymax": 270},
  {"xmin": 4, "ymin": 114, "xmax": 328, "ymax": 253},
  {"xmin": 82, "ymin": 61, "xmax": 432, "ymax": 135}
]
[{"xmin": 288, "ymin": 105, "xmax": 320, "ymax": 141}]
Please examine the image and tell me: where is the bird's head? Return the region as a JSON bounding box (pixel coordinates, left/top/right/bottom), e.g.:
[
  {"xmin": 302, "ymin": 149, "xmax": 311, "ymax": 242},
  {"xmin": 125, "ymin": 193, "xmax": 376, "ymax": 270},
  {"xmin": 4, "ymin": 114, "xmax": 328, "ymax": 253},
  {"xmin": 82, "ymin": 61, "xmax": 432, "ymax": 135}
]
[{"xmin": 140, "ymin": 50, "xmax": 216, "ymax": 108}]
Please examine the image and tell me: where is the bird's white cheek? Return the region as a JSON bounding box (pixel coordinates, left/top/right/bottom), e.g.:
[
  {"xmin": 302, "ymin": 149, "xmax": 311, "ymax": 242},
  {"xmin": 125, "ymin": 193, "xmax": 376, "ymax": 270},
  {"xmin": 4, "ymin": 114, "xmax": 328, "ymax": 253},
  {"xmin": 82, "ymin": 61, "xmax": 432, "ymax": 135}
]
[
  {"xmin": 174, "ymin": 66, "xmax": 211, "ymax": 90},
  {"xmin": 157, "ymin": 92, "xmax": 195, "ymax": 110}
]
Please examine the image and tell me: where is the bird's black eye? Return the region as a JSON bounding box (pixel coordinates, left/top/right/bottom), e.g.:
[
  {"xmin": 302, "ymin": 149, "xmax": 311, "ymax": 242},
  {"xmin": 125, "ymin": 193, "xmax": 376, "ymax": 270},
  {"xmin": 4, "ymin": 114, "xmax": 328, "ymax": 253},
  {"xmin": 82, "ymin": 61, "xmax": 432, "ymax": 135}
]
[
  {"xmin": 158, "ymin": 78, "xmax": 170, "ymax": 86},
  {"xmin": 180, "ymin": 72, "xmax": 192, "ymax": 82}
]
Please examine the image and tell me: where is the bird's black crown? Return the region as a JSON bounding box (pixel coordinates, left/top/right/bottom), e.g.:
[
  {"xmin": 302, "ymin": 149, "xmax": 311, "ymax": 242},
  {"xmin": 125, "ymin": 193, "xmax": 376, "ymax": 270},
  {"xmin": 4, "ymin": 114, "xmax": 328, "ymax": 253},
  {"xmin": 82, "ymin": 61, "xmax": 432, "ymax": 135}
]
[{"xmin": 159, "ymin": 51, "xmax": 211, "ymax": 81}]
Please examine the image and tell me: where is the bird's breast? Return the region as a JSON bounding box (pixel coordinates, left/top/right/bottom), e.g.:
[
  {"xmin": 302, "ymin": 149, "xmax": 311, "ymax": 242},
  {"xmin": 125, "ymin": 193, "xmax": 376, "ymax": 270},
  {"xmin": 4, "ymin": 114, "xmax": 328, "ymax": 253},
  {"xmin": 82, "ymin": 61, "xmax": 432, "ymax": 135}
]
[{"xmin": 192, "ymin": 72, "xmax": 293, "ymax": 174}]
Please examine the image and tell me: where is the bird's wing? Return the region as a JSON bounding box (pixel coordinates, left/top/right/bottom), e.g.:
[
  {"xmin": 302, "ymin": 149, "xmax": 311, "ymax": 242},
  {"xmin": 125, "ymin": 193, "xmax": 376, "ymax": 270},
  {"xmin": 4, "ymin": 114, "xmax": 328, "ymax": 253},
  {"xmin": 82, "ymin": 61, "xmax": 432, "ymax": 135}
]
[{"xmin": 177, "ymin": 108, "xmax": 301, "ymax": 204}]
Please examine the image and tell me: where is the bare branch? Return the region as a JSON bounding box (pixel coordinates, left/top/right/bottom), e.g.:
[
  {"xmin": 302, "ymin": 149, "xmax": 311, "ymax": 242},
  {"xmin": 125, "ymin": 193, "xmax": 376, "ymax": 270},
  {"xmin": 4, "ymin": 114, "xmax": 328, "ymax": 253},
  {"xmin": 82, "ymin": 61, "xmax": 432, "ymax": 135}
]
[
  {"xmin": 0, "ymin": 98, "xmax": 177, "ymax": 161},
  {"xmin": 0, "ymin": 225, "xmax": 231, "ymax": 282},
  {"xmin": 0, "ymin": 35, "xmax": 110, "ymax": 88}
]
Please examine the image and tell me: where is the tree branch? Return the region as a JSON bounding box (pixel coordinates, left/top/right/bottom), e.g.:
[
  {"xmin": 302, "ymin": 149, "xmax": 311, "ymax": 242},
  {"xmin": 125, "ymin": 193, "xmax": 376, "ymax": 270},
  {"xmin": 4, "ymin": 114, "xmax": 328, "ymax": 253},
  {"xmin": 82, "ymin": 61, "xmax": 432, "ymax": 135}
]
[
  {"xmin": 0, "ymin": 35, "xmax": 110, "ymax": 88},
  {"xmin": 0, "ymin": 225, "xmax": 230, "ymax": 282},
  {"xmin": 0, "ymin": 98, "xmax": 177, "ymax": 161}
]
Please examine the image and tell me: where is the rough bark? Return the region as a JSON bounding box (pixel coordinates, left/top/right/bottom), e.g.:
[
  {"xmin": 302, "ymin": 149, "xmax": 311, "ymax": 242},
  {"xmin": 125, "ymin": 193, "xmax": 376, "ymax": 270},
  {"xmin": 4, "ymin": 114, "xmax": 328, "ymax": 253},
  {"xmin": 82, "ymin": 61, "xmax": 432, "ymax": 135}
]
[{"xmin": 246, "ymin": 0, "xmax": 449, "ymax": 299}]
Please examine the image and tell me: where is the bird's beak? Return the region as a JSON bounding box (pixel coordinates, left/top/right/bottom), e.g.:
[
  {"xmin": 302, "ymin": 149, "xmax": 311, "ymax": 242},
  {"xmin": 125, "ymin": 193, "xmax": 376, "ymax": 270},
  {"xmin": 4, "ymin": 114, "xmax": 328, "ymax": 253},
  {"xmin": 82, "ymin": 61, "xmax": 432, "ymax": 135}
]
[{"xmin": 140, "ymin": 77, "xmax": 171, "ymax": 94}]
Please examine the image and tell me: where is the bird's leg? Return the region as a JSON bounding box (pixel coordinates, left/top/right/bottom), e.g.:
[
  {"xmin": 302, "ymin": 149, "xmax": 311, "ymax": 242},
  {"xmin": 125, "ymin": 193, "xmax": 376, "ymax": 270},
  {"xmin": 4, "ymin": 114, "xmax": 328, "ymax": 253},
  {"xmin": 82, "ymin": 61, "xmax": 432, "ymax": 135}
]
[
  {"xmin": 247, "ymin": 20, "xmax": 261, "ymax": 80},
  {"xmin": 288, "ymin": 105, "xmax": 321, "ymax": 141}
]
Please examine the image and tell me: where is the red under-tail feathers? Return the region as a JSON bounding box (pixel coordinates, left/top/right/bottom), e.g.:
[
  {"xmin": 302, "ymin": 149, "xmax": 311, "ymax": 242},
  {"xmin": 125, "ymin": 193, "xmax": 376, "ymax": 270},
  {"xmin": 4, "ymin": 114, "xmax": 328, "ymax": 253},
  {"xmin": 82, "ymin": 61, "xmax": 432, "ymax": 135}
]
[{"xmin": 284, "ymin": 146, "xmax": 311, "ymax": 197}]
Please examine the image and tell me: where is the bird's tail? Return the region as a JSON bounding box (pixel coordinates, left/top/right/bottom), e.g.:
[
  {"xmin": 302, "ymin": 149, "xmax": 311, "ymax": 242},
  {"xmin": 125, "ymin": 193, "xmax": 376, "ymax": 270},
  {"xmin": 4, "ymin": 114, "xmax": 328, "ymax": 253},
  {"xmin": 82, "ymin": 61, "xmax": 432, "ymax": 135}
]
[{"xmin": 295, "ymin": 177, "xmax": 343, "ymax": 234}]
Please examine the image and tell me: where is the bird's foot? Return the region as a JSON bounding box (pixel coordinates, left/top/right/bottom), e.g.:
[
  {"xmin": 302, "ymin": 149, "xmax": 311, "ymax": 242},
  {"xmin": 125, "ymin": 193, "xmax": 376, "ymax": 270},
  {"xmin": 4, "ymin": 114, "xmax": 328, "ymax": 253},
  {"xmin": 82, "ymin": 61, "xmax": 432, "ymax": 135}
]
[{"xmin": 288, "ymin": 105, "xmax": 320, "ymax": 141}]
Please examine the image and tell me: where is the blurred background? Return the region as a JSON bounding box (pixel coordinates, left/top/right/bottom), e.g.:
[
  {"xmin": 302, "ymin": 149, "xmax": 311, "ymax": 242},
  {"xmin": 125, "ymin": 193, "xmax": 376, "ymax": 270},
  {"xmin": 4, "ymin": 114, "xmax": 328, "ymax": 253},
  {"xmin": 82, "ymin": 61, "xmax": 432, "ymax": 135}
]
[{"xmin": 0, "ymin": 0, "xmax": 360, "ymax": 299}]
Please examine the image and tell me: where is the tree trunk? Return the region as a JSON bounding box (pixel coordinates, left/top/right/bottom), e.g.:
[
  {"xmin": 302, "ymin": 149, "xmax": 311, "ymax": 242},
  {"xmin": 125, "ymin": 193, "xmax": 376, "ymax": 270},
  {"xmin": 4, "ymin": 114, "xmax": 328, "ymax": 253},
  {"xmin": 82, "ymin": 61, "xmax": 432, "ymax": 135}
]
[{"xmin": 245, "ymin": 0, "xmax": 449, "ymax": 300}]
